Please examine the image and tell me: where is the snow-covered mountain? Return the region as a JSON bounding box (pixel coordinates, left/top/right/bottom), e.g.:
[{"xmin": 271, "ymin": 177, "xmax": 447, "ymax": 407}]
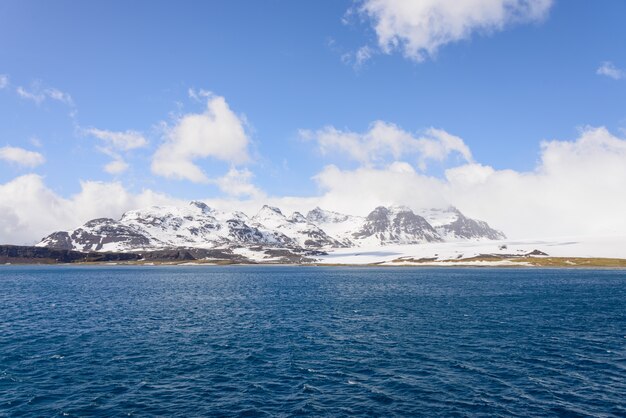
[
  {"xmin": 38, "ymin": 202, "xmax": 293, "ymax": 252},
  {"xmin": 251, "ymin": 205, "xmax": 343, "ymax": 248},
  {"xmin": 352, "ymin": 206, "xmax": 442, "ymax": 245},
  {"xmin": 305, "ymin": 207, "xmax": 364, "ymax": 247},
  {"xmin": 418, "ymin": 207, "xmax": 506, "ymax": 241},
  {"xmin": 37, "ymin": 201, "xmax": 505, "ymax": 252}
]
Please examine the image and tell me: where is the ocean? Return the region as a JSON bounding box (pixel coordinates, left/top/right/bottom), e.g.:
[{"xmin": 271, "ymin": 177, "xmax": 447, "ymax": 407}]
[{"xmin": 1, "ymin": 266, "xmax": 624, "ymax": 416}]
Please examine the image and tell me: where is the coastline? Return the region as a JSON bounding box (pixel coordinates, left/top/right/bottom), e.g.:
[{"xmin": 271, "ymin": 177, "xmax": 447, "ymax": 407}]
[
  {"xmin": 3, "ymin": 257, "xmax": 626, "ymax": 269},
  {"xmin": 2, "ymin": 242, "xmax": 626, "ymax": 269}
]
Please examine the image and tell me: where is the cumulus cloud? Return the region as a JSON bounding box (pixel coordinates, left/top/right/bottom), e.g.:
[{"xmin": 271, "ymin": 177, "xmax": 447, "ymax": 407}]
[
  {"xmin": 213, "ymin": 167, "xmax": 264, "ymax": 199},
  {"xmin": 301, "ymin": 121, "xmax": 472, "ymax": 169},
  {"xmin": 313, "ymin": 162, "xmax": 448, "ymax": 213},
  {"xmin": 307, "ymin": 126, "xmax": 626, "ymax": 239},
  {"xmin": 2, "ymin": 126, "xmax": 625, "ymax": 244},
  {"xmin": 152, "ymin": 94, "xmax": 251, "ymax": 183},
  {"xmin": 0, "ymin": 146, "xmax": 45, "ymax": 168},
  {"xmin": 0, "ymin": 74, "xmax": 8, "ymax": 89},
  {"xmin": 0, "ymin": 175, "xmax": 181, "ymax": 245},
  {"xmin": 357, "ymin": 0, "xmax": 553, "ymax": 61},
  {"xmin": 597, "ymin": 61, "xmax": 625, "ymax": 80}
]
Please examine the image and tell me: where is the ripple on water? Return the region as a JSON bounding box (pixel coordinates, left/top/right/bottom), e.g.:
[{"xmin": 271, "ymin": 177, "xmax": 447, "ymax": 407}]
[{"xmin": 0, "ymin": 266, "xmax": 625, "ymax": 416}]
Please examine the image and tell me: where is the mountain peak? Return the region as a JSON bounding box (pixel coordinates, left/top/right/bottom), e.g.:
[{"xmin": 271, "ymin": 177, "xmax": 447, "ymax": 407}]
[
  {"xmin": 418, "ymin": 206, "xmax": 505, "ymax": 240},
  {"xmin": 306, "ymin": 207, "xmax": 351, "ymax": 224},
  {"xmin": 37, "ymin": 203, "xmax": 505, "ymax": 252},
  {"xmin": 355, "ymin": 206, "xmax": 441, "ymax": 245},
  {"xmin": 190, "ymin": 201, "xmax": 212, "ymax": 214},
  {"xmin": 256, "ymin": 205, "xmax": 284, "ymax": 217},
  {"xmin": 252, "ymin": 205, "xmax": 288, "ymax": 231},
  {"xmin": 367, "ymin": 206, "xmax": 390, "ymax": 219},
  {"xmin": 388, "ymin": 205, "xmax": 412, "ymax": 214},
  {"xmin": 289, "ymin": 212, "xmax": 307, "ymax": 223}
]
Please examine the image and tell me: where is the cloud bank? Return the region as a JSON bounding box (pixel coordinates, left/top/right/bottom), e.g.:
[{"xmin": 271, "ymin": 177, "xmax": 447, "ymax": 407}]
[
  {"xmin": 0, "ymin": 175, "xmax": 180, "ymax": 245},
  {"xmin": 309, "ymin": 126, "xmax": 626, "ymax": 238},
  {"xmin": 213, "ymin": 168, "xmax": 264, "ymax": 199},
  {"xmin": 302, "ymin": 122, "xmax": 472, "ymax": 169},
  {"xmin": 2, "ymin": 126, "xmax": 625, "ymax": 245}
]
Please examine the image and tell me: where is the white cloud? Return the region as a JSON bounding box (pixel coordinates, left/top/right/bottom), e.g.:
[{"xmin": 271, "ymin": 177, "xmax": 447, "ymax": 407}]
[
  {"xmin": 0, "ymin": 175, "xmax": 181, "ymax": 245},
  {"xmin": 307, "ymin": 126, "xmax": 626, "ymax": 239},
  {"xmin": 16, "ymin": 84, "xmax": 74, "ymax": 106},
  {"xmin": 188, "ymin": 88, "xmax": 212, "ymax": 101},
  {"xmin": 0, "ymin": 146, "xmax": 45, "ymax": 168},
  {"xmin": 85, "ymin": 128, "xmax": 148, "ymax": 151},
  {"xmin": 152, "ymin": 94, "xmax": 251, "ymax": 183},
  {"xmin": 29, "ymin": 137, "xmax": 43, "ymax": 148},
  {"xmin": 302, "ymin": 121, "xmax": 472, "ymax": 169},
  {"xmin": 357, "ymin": 0, "xmax": 553, "ymax": 61},
  {"xmin": 213, "ymin": 167, "xmax": 264, "ymax": 199},
  {"xmin": 44, "ymin": 88, "xmax": 74, "ymax": 105},
  {"xmin": 84, "ymin": 128, "xmax": 147, "ymax": 174},
  {"xmin": 2, "ymin": 126, "xmax": 625, "ymax": 245},
  {"xmin": 312, "ymin": 162, "xmax": 448, "ymax": 213},
  {"xmin": 597, "ymin": 61, "xmax": 625, "ymax": 80},
  {"xmin": 104, "ymin": 159, "xmax": 129, "ymax": 175},
  {"xmin": 356, "ymin": 46, "xmax": 374, "ymax": 66},
  {"xmin": 16, "ymin": 86, "xmax": 45, "ymax": 104},
  {"xmin": 342, "ymin": 46, "xmax": 376, "ymax": 68},
  {"xmin": 0, "ymin": 74, "xmax": 8, "ymax": 89}
]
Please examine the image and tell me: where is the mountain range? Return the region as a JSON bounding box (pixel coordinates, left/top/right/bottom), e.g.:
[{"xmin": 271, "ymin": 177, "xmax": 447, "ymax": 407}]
[{"xmin": 37, "ymin": 202, "xmax": 505, "ymax": 253}]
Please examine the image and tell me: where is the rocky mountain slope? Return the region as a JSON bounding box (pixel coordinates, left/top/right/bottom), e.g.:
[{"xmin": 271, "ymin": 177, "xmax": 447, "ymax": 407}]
[
  {"xmin": 353, "ymin": 206, "xmax": 442, "ymax": 245},
  {"xmin": 418, "ymin": 207, "xmax": 506, "ymax": 240},
  {"xmin": 37, "ymin": 201, "xmax": 505, "ymax": 252}
]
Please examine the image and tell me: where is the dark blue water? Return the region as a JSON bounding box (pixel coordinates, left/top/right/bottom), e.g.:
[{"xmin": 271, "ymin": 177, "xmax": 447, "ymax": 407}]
[{"xmin": 0, "ymin": 266, "xmax": 625, "ymax": 417}]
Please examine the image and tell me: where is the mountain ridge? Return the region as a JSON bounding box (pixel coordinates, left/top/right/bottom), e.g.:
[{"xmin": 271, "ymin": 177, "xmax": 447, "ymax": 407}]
[{"xmin": 37, "ymin": 202, "xmax": 506, "ymax": 252}]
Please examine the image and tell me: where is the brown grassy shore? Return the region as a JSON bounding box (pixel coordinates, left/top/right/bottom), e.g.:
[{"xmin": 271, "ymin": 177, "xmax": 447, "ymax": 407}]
[
  {"xmin": 361, "ymin": 255, "xmax": 626, "ymax": 268},
  {"xmin": 84, "ymin": 257, "xmax": 625, "ymax": 268},
  {"xmin": 1, "ymin": 244, "xmax": 625, "ymax": 268}
]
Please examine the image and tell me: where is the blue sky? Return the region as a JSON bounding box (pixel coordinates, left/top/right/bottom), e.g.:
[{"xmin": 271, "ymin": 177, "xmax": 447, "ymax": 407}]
[{"xmin": 1, "ymin": 0, "xmax": 626, "ymax": 243}]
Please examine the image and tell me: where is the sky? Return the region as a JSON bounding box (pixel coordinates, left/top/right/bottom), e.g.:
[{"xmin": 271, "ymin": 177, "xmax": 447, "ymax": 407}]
[{"xmin": 1, "ymin": 0, "xmax": 626, "ymax": 244}]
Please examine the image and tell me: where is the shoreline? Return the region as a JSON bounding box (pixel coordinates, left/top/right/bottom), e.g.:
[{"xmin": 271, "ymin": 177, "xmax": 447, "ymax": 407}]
[
  {"xmin": 2, "ymin": 243, "xmax": 626, "ymax": 269},
  {"xmin": 2, "ymin": 256, "xmax": 626, "ymax": 269}
]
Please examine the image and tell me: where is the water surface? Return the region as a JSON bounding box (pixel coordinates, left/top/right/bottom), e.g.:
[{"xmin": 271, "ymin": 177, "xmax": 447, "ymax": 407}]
[{"xmin": 1, "ymin": 266, "xmax": 625, "ymax": 416}]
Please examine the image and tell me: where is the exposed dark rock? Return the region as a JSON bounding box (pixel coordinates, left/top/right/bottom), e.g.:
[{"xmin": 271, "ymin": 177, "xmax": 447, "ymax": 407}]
[
  {"xmin": 526, "ymin": 249, "xmax": 548, "ymax": 256},
  {"xmin": 225, "ymin": 219, "xmax": 266, "ymax": 244},
  {"xmin": 39, "ymin": 231, "xmax": 73, "ymax": 250},
  {"xmin": 38, "ymin": 218, "xmax": 153, "ymax": 252},
  {"xmin": 36, "ymin": 202, "xmax": 506, "ymax": 254},
  {"xmin": 353, "ymin": 207, "xmax": 441, "ymax": 244},
  {"xmin": 261, "ymin": 248, "xmax": 316, "ymax": 264},
  {"xmin": 440, "ymin": 207, "xmax": 505, "ymax": 240},
  {"xmin": 0, "ymin": 245, "xmax": 141, "ymax": 264},
  {"xmin": 306, "ymin": 207, "xmax": 351, "ymax": 224}
]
